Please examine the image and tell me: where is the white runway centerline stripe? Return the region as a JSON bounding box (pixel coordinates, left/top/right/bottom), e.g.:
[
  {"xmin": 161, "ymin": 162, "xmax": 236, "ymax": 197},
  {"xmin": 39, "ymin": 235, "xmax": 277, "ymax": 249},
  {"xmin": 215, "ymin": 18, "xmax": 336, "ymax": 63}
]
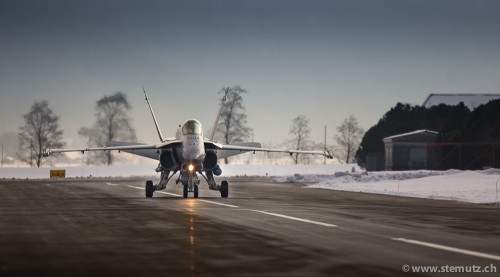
[
  {"xmin": 199, "ymin": 200, "xmax": 239, "ymax": 208},
  {"xmin": 127, "ymin": 186, "xmax": 181, "ymax": 197},
  {"xmin": 392, "ymin": 238, "xmax": 500, "ymax": 262},
  {"xmin": 128, "ymin": 185, "xmax": 144, "ymax": 190},
  {"xmin": 249, "ymin": 210, "xmax": 337, "ymax": 227},
  {"xmin": 156, "ymin": 191, "xmax": 182, "ymax": 197}
]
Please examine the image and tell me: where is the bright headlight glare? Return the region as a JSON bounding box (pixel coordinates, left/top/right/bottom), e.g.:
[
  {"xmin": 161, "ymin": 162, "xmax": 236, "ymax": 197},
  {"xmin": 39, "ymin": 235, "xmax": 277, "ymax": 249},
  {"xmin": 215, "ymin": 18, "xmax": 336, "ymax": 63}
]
[{"xmin": 188, "ymin": 164, "xmax": 194, "ymax": 172}]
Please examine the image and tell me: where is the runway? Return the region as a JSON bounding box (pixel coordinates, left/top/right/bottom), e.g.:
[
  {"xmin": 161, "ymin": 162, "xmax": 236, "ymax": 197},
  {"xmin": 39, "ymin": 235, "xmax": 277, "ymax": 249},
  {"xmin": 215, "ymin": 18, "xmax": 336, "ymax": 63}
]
[{"xmin": 1, "ymin": 177, "xmax": 499, "ymax": 276}]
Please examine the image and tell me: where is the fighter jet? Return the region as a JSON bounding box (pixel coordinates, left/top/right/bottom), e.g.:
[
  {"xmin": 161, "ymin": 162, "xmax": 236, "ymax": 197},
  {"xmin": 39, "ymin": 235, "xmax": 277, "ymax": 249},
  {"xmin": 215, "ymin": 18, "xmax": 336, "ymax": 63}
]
[{"xmin": 44, "ymin": 88, "xmax": 333, "ymax": 198}]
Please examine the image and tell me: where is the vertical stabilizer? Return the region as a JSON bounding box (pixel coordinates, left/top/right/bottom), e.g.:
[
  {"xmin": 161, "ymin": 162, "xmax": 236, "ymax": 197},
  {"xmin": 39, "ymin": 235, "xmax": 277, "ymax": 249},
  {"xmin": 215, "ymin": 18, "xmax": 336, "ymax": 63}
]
[
  {"xmin": 210, "ymin": 87, "xmax": 229, "ymax": 141},
  {"xmin": 143, "ymin": 88, "xmax": 165, "ymax": 142}
]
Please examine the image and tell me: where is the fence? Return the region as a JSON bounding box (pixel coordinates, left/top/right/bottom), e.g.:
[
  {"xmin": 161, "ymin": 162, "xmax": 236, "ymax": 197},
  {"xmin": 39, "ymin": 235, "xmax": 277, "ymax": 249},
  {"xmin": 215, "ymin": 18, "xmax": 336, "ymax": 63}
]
[{"xmin": 427, "ymin": 143, "xmax": 499, "ymax": 170}]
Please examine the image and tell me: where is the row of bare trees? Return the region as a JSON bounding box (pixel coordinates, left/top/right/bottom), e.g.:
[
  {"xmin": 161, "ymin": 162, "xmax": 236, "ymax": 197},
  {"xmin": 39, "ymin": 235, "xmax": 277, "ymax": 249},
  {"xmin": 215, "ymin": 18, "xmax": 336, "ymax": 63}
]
[
  {"xmin": 285, "ymin": 114, "xmax": 364, "ymax": 164},
  {"xmin": 16, "ymin": 86, "xmax": 364, "ymax": 167},
  {"xmin": 213, "ymin": 87, "xmax": 365, "ymax": 164},
  {"xmin": 17, "ymin": 92, "xmax": 136, "ymax": 167}
]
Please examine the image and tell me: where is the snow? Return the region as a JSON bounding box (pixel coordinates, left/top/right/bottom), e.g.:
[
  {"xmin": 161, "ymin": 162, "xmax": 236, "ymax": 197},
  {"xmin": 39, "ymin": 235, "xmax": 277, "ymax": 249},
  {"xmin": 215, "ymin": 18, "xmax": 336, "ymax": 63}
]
[
  {"xmin": 1, "ymin": 164, "xmax": 498, "ymax": 205},
  {"xmin": 305, "ymin": 169, "xmax": 500, "ymax": 204},
  {"xmin": 219, "ymin": 164, "xmax": 360, "ymax": 177}
]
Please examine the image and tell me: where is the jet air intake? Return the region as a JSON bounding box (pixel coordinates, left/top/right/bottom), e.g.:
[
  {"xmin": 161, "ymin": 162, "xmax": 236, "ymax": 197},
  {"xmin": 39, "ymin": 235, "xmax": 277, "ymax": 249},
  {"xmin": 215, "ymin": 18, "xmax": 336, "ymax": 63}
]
[
  {"xmin": 160, "ymin": 149, "xmax": 178, "ymax": 171},
  {"xmin": 203, "ymin": 151, "xmax": 217, "ymax": 169},
  {"xmin": 203, "ymin": 151, "xmax": 221, "ymax": 175}
]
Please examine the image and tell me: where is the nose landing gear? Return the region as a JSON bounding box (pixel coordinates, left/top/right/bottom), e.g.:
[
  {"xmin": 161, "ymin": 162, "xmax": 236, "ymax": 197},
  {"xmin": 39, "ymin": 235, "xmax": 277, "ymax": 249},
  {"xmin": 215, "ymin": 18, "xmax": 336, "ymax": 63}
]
[{"xmin": 181, "ymin": 172, "xmax": 200, "ymax": 198}]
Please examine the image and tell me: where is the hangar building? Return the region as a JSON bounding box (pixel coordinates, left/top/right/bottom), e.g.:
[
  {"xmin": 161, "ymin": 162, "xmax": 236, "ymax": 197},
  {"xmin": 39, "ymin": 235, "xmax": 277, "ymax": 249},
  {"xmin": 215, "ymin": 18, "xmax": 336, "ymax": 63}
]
[{"xmin": 383, "ymin": 130, "xmax": 438, "ymax": 171}]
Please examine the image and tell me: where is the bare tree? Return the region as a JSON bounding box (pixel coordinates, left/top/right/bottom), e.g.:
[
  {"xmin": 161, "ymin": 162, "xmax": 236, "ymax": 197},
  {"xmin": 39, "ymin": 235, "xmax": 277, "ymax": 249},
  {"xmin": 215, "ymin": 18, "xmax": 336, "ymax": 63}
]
[
  {"xmin": 263, "ymin": 142, "xmax": 283, "ymax": 164},
  {"xmin": 334, "ymin": 115, "xmax": 364, "ymax": 163},
  {"xmin": 288, "ymin": 115, "xmax": 311, "ymax": 164},
  {"xmin": 17, "ymin": 101, "xmax": 65, "ymax": 167},
  {"xmin": 215, "ymin": 86, "xmax": 252, "ymax": 164},
  {"xmin": 79, "ymin": 92, "xmax": 137, "ymax": 165}
]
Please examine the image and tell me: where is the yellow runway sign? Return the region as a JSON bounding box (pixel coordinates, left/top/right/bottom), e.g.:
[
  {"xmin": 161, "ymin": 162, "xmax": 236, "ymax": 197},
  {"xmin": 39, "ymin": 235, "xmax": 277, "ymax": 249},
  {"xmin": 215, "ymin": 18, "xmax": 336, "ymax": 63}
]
[{"xmin": 50, "ymin": 170, "xmax": 66, "ymax": 179}]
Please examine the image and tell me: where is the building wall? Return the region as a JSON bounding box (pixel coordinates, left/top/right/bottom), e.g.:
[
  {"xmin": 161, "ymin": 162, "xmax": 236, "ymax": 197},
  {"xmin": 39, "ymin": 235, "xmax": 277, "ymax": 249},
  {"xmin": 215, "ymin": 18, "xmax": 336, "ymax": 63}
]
[{"xmin": 384, "ymin": 132, "xmax": 438, "ymax": 171}]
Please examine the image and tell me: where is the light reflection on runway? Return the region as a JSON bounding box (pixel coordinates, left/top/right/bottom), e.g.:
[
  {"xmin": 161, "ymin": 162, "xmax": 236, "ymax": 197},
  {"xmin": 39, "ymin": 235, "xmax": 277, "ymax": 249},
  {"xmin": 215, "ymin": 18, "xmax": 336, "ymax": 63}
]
[{"xmin": 186, "ymin": 200, "xmax": 197, "ymax": 276}]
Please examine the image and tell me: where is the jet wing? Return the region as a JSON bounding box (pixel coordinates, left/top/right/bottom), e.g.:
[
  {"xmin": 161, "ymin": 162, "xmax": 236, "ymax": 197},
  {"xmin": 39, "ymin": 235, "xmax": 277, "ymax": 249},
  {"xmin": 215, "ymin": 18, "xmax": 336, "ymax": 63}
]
[
  {"xmin": 214, "ymin": 142, "xmax": 262, "ymax": 159},
  {"xmin": 216, "ymin": 143, "xmax": 333, "ymax": 159},
  {"xmin": 43, "ymin": 140, "xmax": 181, "ymax": 158},
  {"xmin": 106, "ymin": 141, "xmax": 159, "ymax": 160}
]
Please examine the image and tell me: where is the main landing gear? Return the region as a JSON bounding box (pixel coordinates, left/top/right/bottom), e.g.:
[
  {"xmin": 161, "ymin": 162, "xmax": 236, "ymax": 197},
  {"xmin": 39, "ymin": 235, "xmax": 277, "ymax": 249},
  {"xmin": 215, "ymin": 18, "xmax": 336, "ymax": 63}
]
[
  {"xmin": 145, "ymin": 169, "xmax": 176, "ymax": 198},
  {"xmin": 202, "ymin": 171, "xmax": 229, "ymax": 198},
  {"xmin": 220, "ymin": 180, "xmax": 229, "ymax": 198},
  {"xmin": 146, "ymin": 180, "xmax": 154, "ymax": 198},
  {"xmin": 144, "ymin": 168, "xmax": 229, "ymax": 199}
]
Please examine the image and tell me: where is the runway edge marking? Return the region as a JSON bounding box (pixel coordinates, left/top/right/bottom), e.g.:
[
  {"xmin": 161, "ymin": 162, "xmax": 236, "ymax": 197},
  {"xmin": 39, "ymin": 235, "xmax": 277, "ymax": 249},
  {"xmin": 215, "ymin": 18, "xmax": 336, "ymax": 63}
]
[{"xmin": 392, "ymin": 238, "xmax": 500, "ymax": 262}]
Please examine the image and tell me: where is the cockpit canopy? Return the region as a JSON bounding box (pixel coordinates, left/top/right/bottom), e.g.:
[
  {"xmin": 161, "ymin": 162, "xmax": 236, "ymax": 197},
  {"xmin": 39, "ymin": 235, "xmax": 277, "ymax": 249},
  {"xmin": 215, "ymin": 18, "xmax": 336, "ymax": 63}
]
[{"xmin": 182, "ymin": 120, "xmax": 203, "ymax": 135}]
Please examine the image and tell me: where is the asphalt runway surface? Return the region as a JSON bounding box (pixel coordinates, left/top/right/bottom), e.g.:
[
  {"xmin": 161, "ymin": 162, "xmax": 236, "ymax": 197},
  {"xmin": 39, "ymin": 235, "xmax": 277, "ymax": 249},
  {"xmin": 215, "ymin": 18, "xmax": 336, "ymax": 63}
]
[{"xmin": 1, "ymin": 177, "xmax": 499, "ymax": 276}]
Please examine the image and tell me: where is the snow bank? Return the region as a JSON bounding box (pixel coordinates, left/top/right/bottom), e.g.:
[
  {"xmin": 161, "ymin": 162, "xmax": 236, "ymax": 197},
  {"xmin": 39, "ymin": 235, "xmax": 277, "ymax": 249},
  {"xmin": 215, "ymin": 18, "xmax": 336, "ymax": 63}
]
[
  {"xmin": 220, "ymin": 164, "xmax": 360, "ymax": 177},
  {"xmin": 305, "ymin": 170, "xmax": 500, "ymax": 204}
]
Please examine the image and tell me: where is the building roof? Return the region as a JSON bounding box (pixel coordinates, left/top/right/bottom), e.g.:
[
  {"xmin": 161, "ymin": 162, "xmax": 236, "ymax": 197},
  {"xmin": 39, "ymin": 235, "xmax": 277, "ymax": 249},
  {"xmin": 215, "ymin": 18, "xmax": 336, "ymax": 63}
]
[
  {"xmin": 422, "ymin": 93, "xmax": 500, "ymax": 109},
  {"xmin": 383, "ymin": 129, "xmax": 438, "ymax": 141}
]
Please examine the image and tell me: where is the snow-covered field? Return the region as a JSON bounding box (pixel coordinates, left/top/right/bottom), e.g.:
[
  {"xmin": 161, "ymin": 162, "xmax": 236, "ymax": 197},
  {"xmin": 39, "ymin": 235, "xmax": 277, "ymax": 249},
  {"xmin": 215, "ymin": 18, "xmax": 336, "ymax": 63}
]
[
  {"xmin": 305, "ymin": 168, "xmax": 500, "ymax": 204},
  {"xmin": 1, "ymin": 164, "xmax": 498, "ymax": 204}
]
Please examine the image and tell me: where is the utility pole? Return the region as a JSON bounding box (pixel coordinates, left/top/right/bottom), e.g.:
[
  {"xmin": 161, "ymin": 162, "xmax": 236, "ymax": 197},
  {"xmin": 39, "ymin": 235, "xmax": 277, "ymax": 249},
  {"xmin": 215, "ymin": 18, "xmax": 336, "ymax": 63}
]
[
  {"xmin": 30, "ymin": 138, "xmax": 33, "ymax": 168},
  {"xmin": 1, "ymin": 142, "xmax": 3, "ymax": 168},
  {"xmin": 324, "ymin": 125, "xmax": 327, "ymax": 165}
]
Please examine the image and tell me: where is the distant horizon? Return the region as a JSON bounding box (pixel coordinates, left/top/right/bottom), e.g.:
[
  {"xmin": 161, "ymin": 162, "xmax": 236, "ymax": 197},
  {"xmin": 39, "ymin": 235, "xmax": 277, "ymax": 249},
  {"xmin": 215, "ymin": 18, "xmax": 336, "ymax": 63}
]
[{"xmin": 1, "ymin": 91, "xmax": 499, "ymax": 167}]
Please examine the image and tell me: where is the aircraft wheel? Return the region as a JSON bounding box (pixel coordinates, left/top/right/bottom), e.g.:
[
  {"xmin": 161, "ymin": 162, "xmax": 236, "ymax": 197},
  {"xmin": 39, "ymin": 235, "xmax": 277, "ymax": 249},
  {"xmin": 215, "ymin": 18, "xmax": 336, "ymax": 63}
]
[
  {"xmin": 220, "ymin": 180, "xmax": 229, "ymax": 198},
  {"xmin": 183, "ymin": 185, "xmax": 188, "ymax": 198},
  {"xmin": 145, "ymin": 180, "xmax": 154, "ymax": 198},
  {"xmin": 194, "ymin": 185, "xmax": 199, "ymax": 198}
]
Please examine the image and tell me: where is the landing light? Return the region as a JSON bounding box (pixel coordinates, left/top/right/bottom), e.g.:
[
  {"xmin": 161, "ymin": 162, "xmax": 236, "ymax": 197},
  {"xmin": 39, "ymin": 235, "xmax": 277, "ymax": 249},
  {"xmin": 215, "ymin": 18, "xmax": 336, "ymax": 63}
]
[{"xmin": 188, "ymin": 164, "xmax": 194, "ymax": 172}]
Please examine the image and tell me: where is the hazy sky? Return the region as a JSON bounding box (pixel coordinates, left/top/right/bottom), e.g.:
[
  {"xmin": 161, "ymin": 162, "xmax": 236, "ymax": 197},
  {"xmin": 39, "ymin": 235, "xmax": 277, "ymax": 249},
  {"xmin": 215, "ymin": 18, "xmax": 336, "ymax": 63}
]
[{"xmin": 1, "ymin": 0, "xmax": 500, "ymax": 150}]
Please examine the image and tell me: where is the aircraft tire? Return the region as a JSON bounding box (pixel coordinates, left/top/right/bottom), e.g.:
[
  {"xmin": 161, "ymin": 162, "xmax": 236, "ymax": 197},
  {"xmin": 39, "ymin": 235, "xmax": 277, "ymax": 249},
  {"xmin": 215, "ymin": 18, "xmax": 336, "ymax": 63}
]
[
  {"xmin": 194, "ymin": 185, "xmax": 199, "ymax": 198},
  {"xmin": 220, "ymin": 180, "xmax": 229, "ymax": 198},
  {"xmin": 183, "ymin": 185, "xmax": 188, "ymax": 198},
  {"xmin": 145, "ymin": 180, "xmax": 154, "ymax": 198}
]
